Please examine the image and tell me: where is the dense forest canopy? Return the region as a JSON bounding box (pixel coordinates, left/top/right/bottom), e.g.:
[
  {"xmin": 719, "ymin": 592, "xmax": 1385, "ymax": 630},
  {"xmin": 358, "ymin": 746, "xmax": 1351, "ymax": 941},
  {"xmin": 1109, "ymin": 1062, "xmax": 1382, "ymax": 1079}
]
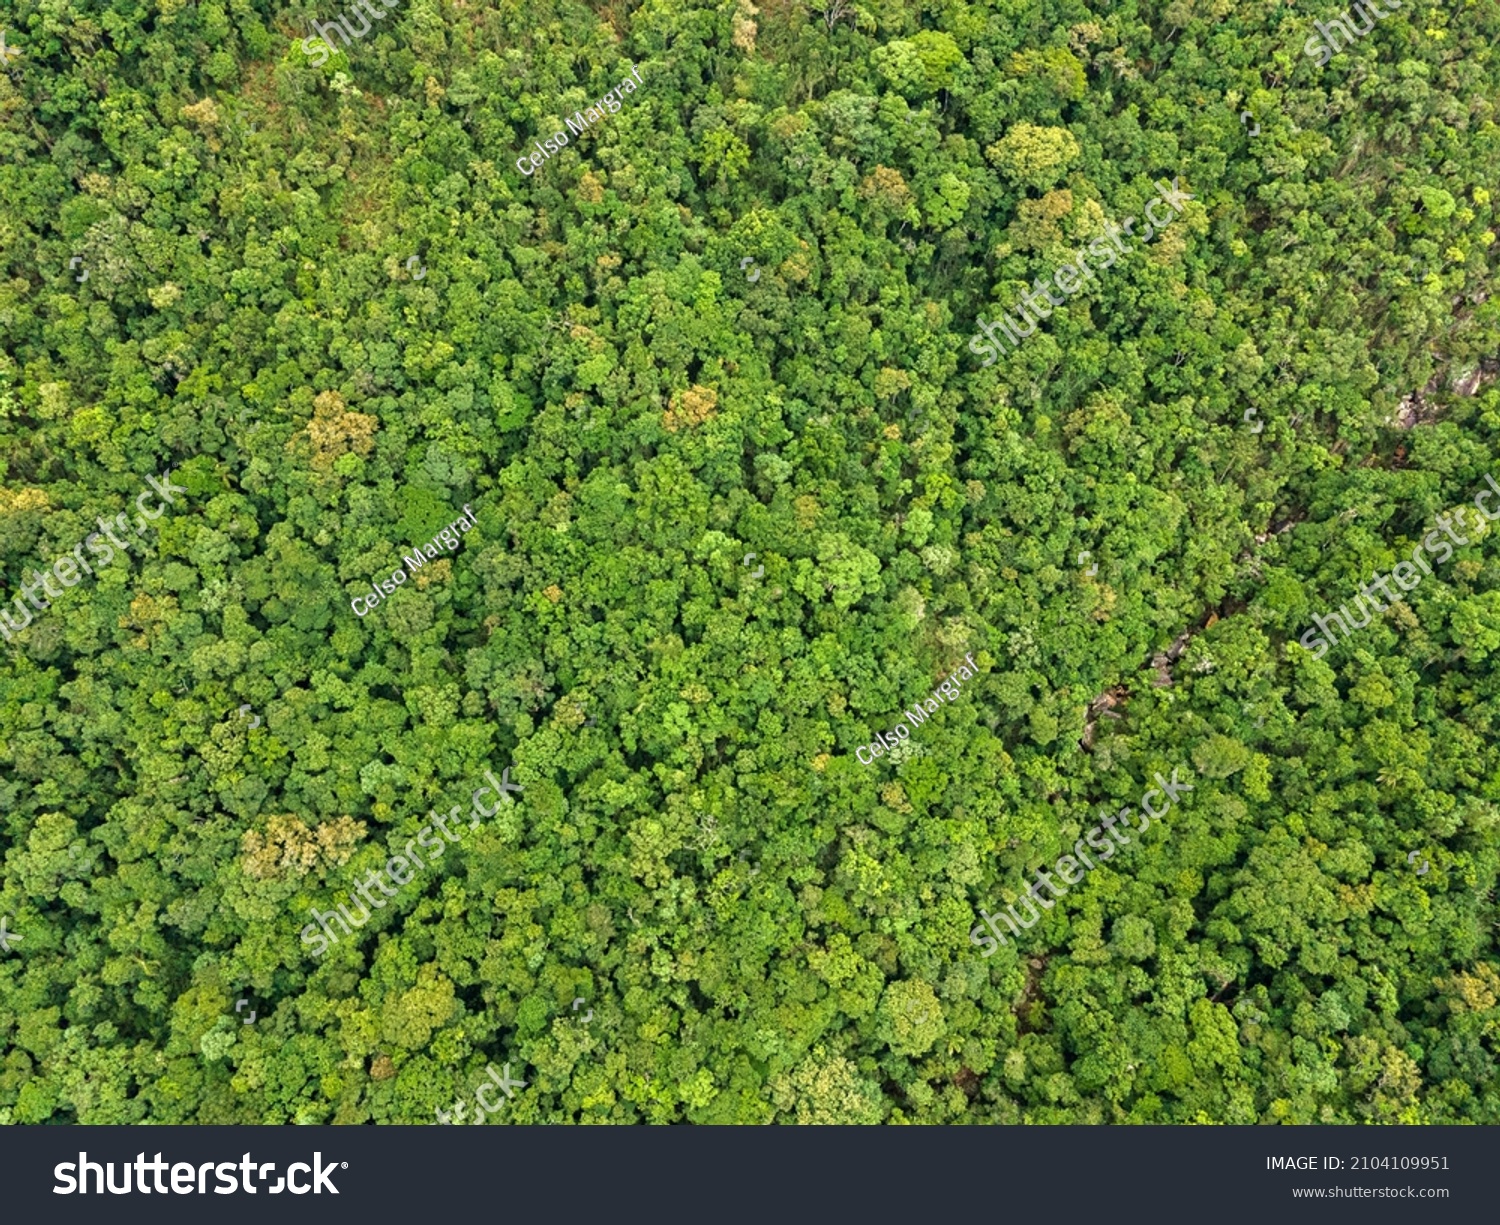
[{"xmin": 0, "ymin": 0, "xmax": 1497, "ymax": 1124}]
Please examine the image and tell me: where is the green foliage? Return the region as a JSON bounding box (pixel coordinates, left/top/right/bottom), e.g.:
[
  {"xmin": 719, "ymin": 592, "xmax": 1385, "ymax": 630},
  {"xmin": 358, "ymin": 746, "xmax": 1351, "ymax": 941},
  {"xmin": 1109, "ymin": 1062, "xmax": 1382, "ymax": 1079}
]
[
  {"xmin": 986, "ymin": 122, "xmax": 1082, "ymax": 191},
  {"xmin": 0, "ymin": 0, "xmax": 1496, "ymax": 1129}
]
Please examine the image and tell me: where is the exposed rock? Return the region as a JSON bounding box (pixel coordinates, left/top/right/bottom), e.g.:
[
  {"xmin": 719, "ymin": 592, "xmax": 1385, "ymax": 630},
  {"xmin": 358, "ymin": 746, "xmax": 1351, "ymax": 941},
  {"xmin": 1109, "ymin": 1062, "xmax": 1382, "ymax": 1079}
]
[
  {"xmin": 1451, "ymin": 360, "xmax": 1500, "ymax": 398},
  {"xmin": 1080, "ymin": 686, "xmax": 1126, "ymax": 749},
  {"xmin": 1391, "ymin": 361, "xmax": 1498, "ymax": 428}
]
